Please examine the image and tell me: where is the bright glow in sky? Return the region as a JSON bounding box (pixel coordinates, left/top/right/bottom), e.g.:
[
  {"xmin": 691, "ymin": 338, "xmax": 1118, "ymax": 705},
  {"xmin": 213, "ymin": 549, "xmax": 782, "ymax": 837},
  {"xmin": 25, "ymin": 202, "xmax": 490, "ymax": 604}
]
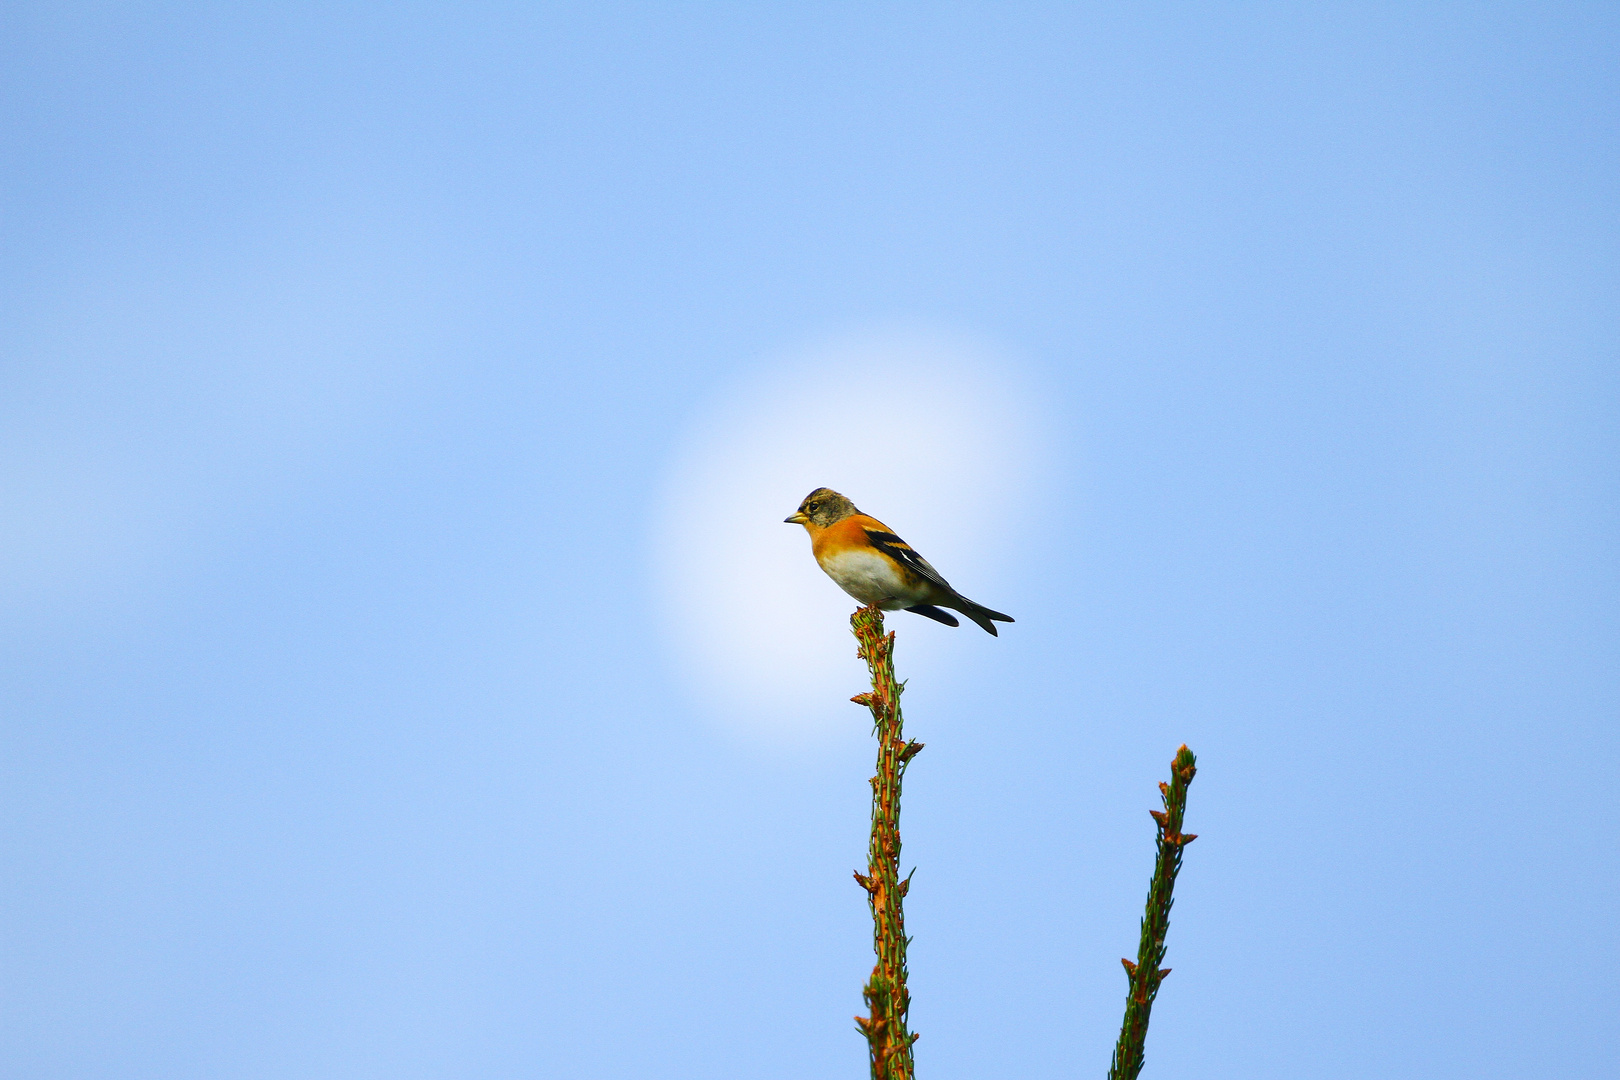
[{"xmin": 654, "ymin": 327, "xmax": 1047, "ymax": 740}]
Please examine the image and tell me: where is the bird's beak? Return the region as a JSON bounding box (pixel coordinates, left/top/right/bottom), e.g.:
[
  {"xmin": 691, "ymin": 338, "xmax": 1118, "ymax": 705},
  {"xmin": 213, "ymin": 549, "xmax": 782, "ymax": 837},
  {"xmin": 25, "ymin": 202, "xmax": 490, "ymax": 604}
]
[{"xmin": 784, "ymin": 511, "xmax": 809, "ymax": 524}]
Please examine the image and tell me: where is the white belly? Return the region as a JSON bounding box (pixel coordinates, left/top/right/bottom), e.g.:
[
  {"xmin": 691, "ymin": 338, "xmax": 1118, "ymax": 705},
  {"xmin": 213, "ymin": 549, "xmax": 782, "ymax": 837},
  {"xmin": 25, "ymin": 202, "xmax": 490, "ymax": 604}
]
[{"xmin": 818, "ymin": 548, "xmax": 928, "ymax": 609}]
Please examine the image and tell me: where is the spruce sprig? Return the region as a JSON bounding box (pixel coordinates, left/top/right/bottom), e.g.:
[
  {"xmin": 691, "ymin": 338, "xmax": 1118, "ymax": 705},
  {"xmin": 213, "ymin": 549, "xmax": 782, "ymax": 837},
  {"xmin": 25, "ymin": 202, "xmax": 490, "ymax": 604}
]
[
  {"xmin": 1107, "ymin": 745, "xmax": 1199, "ymax": 1080},
  {"xmin": 850, "ymin": 605, "xmax": 922, "ymax": 1080}
]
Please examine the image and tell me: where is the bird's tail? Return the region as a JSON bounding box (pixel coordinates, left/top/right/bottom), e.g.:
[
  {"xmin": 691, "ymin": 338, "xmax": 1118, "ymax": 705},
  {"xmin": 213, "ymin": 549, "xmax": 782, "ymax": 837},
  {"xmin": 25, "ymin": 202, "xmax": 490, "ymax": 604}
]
[{"xmin": 946, "ymin": 595, "xmax": 1015, "ymax": 636}]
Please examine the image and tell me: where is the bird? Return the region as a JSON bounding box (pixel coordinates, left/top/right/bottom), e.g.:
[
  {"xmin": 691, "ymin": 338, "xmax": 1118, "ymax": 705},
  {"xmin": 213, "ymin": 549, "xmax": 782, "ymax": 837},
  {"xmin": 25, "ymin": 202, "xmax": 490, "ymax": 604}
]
[{"xmin": 784, "ymin": 487, "xmax": 1014, "ymax": 635}]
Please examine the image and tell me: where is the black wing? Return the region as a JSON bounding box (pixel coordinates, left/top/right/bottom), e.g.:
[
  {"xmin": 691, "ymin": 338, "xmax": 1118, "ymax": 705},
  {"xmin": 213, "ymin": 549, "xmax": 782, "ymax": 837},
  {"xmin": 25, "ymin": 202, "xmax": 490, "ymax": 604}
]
[{"xmin": 864, "ymin": 528, "xmax": 952, "ymax": 591}]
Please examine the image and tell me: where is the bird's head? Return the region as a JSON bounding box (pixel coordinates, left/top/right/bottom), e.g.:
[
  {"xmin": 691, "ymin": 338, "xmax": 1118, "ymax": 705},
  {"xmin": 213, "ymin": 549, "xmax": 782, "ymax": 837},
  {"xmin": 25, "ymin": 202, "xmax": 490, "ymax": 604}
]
[{"xmin": 784, "ymin": 487, "xmax": 858, "ymax": 529}]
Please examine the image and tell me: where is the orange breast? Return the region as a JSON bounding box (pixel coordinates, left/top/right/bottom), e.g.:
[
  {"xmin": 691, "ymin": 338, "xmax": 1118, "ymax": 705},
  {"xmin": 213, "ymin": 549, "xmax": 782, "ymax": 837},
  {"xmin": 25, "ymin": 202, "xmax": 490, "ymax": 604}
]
[{"xmin": 810, "ymin": 515, "xmax": 884, "ymax": 562}]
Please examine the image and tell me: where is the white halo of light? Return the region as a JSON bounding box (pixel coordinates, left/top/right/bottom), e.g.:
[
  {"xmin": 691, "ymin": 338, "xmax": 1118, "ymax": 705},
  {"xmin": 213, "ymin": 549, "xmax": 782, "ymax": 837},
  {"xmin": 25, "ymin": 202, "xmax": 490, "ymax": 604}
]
[{"xmin": 651, "ymin": 326, "xmax": 1050, "ymax": 747}]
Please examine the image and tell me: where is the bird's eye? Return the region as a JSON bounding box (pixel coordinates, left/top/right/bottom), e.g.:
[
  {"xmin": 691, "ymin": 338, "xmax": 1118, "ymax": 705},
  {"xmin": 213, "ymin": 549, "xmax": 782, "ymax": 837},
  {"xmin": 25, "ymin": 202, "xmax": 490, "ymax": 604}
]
[{"xmin": 807, "ymin": 502, "xmax": 819, "ymax": 513}]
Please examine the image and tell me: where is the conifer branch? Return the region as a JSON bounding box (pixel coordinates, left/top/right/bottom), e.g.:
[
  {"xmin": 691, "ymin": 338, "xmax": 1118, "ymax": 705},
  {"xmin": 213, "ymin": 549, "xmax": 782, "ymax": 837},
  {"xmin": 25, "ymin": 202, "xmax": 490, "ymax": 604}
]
[
  {"xmin": 850, "ymin": 605, "xmax": 920, "ymax": 1080},
  {"xmin": 1107, "ymin": 745, "xmax": 1199, "ymax": 1080}
]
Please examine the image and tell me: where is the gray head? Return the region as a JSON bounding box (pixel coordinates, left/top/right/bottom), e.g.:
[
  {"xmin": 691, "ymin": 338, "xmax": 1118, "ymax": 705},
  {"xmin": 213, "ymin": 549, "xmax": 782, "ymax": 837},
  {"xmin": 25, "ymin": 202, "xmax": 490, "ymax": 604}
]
[{"xmin": 784, "ymin": 487, "xmax": 859, "ymax": 528}]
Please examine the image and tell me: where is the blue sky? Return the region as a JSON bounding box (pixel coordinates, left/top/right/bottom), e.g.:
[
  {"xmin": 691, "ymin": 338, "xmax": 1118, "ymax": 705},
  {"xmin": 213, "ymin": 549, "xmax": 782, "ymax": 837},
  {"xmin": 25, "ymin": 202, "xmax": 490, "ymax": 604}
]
[{"xmin": 2, "ymin": 5, "xmax": 1616, "ymax": 1078}]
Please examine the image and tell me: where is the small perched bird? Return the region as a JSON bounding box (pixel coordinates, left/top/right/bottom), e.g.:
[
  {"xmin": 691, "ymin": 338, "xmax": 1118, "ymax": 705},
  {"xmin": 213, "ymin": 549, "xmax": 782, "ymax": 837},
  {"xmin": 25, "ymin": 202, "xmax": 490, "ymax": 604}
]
[{"xmin": 784, "ymin": 487, "xmax": 1014, "ymax": 635}]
